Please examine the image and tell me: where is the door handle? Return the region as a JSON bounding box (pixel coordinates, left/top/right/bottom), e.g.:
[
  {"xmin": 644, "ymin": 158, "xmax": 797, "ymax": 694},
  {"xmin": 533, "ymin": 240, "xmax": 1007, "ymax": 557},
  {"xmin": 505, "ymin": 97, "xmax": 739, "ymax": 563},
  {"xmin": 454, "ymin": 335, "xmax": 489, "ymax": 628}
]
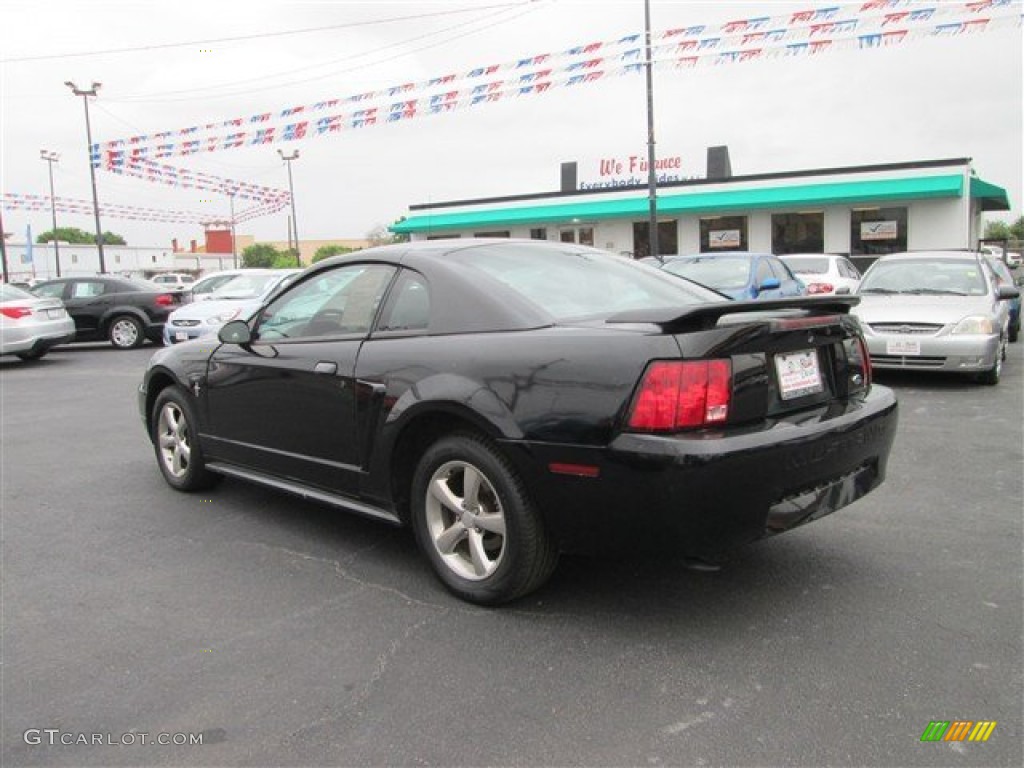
[{"xmin": 314, "ymin": 361, "xmax": 337, "ymax": 375}]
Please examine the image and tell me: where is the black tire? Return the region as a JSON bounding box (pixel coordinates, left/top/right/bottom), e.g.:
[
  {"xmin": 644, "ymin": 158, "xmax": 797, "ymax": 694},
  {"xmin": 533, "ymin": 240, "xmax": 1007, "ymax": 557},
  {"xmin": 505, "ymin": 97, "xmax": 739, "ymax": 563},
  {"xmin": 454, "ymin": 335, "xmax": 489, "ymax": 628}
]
[
  {"xmin": 151, "ymin": 386, "xmax": 220, "ymax": 491},
  {"xmin": 1010, "ymin": 322, "xmax": 1019, "ymax": 343},
  {"xmin": 108, "ymin": 315, "xmax": 145, "ymax": 349},
  {"xmin": 977, "ymin": 338, "xmax": 1004, "ymax": 385},
  {"xmin": 16, "ymin": 350, "xmax": 48, "ymax": 361},
  {"xmin": 410, "ymin": 433, "xmax": 558, "ymax": 605}
]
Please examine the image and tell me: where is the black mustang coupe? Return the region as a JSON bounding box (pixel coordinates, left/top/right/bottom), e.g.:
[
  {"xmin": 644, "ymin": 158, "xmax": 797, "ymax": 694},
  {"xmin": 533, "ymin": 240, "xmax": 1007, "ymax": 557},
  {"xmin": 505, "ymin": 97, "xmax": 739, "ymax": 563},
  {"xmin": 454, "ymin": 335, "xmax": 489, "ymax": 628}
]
[{"xmin": 139, "ymin": 239, "xmax": 898, "ymax": 604}]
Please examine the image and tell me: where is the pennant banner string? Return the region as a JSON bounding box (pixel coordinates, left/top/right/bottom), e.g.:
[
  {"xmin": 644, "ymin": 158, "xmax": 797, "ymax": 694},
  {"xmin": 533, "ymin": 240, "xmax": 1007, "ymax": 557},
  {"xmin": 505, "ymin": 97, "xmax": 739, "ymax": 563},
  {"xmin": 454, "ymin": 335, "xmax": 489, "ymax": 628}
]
[
  {"xmin": 97, "ymin": 0, "xmax": 1018, "ymax": 158},
  {"xmin": 97, "ymin": 8, "xmax": 1022, "ymax": 166}
]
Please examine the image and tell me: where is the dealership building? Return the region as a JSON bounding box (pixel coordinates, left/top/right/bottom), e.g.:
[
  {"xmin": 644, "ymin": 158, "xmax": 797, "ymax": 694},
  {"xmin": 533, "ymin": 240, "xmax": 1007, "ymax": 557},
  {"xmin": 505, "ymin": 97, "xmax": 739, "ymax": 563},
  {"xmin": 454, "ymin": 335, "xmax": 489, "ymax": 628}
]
[{"xmin": 391, "ymin": 153, "xmax": 1010, "ymax": 265}]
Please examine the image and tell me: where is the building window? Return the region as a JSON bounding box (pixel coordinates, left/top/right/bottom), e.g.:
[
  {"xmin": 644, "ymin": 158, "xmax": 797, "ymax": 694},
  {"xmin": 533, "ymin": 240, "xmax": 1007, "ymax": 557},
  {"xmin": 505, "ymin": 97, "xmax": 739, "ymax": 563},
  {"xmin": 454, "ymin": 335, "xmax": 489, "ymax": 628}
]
[
  {"xmin": 71, "ymin": 254, "xmax": 78, "ymax": 264},
  {"xmin": 560, "ymin": 230, "xmax": 575, "ymax": 243},
  {"xmin": 578, "ymin": 227, "xmax": 594, "ymax": 246},
  {"xmin": 632, "ymin": 221, "xmax": 678, "ymax": 258},
  {"xmin": 529, "ymin": 228, "xmax": 547, "ymax": 240},
  {"xmin": 114, "ymin": 254, "xmax": 121, "ymax": 264},
  {"xmin": 426, "ymin": 234, "xmax": 458, "ymax": 240},
  {"xmin": 152, "ymin": 255, "xmax": 157, "ymax": 263},
  {"xmin": 700, "ymin": 216, "xmax": 747, "ymax": 252},
  {"xmin": 772, "ymin": 212, "xmax": 824, "ymax": 254},
  {"xmin": 474, "ymin": 231, "xmax": 510, "ymax": 238},
  {"xmin": 851, "ymin": 207, "xmax": 907, "ymax": 256}
]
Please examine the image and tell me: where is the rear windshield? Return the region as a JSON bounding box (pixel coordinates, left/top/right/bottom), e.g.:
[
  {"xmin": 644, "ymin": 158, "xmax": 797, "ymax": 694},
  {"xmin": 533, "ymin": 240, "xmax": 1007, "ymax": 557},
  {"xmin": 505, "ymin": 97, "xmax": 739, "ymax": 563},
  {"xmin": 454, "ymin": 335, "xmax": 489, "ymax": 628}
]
[
  {"xmin": 662, "ymin": 256, "xmax": 752, "ymax": 292},
  {"xmin": 782, "ymin": 257, "xmax": 829, "ymax": 274},
  {"xmin": 444, "ymin": 243, "xmax": 721, "ymax": 321},
  {"xmin": 1, "ymin": 284, "xmax": 34, "ymax": 301},
  {"xmin": 859, "ymin": 258, "xmax": 988, "ymax": 296}
]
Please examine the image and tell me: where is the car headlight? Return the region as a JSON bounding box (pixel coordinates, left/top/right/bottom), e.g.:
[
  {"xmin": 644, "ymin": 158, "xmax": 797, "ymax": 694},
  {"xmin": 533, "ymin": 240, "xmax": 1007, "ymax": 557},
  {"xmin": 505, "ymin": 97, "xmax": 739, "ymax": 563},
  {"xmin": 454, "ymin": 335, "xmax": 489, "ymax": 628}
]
[
  {"xmin": 206, "ymin": 309, "xmax": 241, "ymax": 326},
  {"xmin": 951, "ymin": 315, "xmax": 994, "ymax": 335}
]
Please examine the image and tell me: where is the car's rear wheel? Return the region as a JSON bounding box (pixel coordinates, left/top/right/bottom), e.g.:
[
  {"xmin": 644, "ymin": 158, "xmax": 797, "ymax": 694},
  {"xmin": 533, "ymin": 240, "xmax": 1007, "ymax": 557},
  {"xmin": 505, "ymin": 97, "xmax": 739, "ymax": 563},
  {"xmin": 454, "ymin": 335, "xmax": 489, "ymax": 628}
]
[
  {"xmin": 16, "ymin": 350, "xmax": 48, "ymax": 361},
  {"xmin": 410, "ymin": 433, "xmax": 557, "ymax": 605},
  {"xmin": 109, "ymin": 315, "xmax": 144, "ymax": 349},
  {"xmin": 151, "ymin": 386, "xmax": 219, "ymax": 491}
]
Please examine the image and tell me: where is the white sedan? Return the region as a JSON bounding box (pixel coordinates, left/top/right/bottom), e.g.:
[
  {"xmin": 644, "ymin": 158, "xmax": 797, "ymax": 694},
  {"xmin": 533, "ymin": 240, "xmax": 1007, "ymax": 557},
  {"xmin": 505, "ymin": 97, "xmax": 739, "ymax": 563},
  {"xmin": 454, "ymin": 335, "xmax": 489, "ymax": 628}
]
[
  {"xmin": 780, "ymin": 253, "xmax": 862, "ymax": 295},
  {"xmin": 162, "ymin": 269, "xmax": 300, "ymax": 345}
]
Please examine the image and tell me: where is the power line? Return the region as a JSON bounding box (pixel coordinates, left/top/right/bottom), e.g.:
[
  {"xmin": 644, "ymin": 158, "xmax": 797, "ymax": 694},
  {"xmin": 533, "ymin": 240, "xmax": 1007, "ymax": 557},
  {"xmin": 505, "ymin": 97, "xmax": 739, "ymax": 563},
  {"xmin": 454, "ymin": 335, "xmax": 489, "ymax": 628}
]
[
  {"xmin": 109, "ymin": 3, "xmax": 544, "ymax": 103},
  {"xmin": 0, "ymin": 3, "xmax": 526, "ymax": 64}
]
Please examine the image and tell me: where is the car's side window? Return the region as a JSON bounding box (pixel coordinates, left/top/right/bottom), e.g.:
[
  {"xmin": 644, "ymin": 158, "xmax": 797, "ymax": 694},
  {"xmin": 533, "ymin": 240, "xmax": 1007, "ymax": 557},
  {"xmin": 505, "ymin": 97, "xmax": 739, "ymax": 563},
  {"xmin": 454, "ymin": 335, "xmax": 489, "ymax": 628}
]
[
  {"xmin": 769, "ymin": 258, "xmax": 795, "ymax": 281},
  {"xmin": 257, "ymin": 264, "xmax": 396, "ymax": 341},
  {"xmin": 71, "ymin": 281, "xmax": 106, "ymax": 298},
  {"xmin": 756, "ymin": 260, "xmax": 775, "ymax": 285},
  {"xmin": 377, "ymin": 271, "xmax": 431, "ymax": 333},
  {"xmin": 33, "ymin": 282, "xmax": 66, "ymax": 299},
  {"xmin": 840, "ymin": 259, "xmax": 860, "ymax": 279}
]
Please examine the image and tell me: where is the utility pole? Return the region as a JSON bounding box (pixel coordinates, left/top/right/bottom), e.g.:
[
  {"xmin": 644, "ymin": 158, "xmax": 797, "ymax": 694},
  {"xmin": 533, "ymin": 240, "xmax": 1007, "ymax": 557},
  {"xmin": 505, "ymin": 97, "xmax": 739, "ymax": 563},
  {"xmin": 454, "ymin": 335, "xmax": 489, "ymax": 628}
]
[
  {"xmin": 644, "ymin": 0, "xmax": 659, "ymax": 260},
  {"xmin": 278, "ymin": 149, "xmax": 302, "ymax": 267},
  {"xmin": 40, "ymin": 150, "xmax": 62, "ymax": 277},
  {"xmin": 228, "ymin": 193, "xmax": 238, "ymax": 269},
  {"xmin": 0, "ymin": 207, "xmax": 9, "ymax": 284},
  {"xmin": 65, "ymin": 80, "xmax": 106, "ymax": 273}
]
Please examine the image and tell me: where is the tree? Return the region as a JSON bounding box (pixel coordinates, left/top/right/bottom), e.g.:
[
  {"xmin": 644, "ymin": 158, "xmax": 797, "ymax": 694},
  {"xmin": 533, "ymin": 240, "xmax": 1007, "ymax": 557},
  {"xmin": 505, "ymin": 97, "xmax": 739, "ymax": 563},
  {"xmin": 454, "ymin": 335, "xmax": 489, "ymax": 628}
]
[
  {"xmin": 368, "ymin": 222, "xmax": 409, "ymax": 247},
  {"xmin": 984, "ymin": 216, "xmax": 1024, "ymax": 242},
  {"xmin": 312, "ymin": 244, "xmax": 355, "ymax": 263},
  {"xmin": 241, "ymin": 243, "xmax": 283, "ymax": 268},
  {"xmin": 37, "ymin": 226, "xmax": 126, "ymax": 245}
]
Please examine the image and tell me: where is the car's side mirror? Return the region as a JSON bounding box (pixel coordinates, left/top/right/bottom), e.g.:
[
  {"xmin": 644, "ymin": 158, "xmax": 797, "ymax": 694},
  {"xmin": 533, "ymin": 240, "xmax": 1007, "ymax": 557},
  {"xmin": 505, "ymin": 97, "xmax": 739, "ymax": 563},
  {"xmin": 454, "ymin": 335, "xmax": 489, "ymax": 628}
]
[
  {"xmin": 218, "ymin": 319, "xmax": 252, "ymax": 345},
  {"xmin": 758, "ymin": 277, "xmax": 781, "ymax": 293},
  {"xmin": 996, "ymin": 285, "xmax": 1021, "ymax": 300}
]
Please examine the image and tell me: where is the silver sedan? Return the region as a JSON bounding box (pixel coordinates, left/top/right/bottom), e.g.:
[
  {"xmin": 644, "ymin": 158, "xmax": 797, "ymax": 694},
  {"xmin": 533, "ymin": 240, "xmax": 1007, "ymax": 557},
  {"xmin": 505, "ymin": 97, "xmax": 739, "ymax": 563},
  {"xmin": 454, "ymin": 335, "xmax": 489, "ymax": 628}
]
[
  {"xmin": 0, "ymin": 283, "xmax": 76, "ymax": 361},
  {"xmin": 853, "ymin": 251, "xmax": 1019, "ymax": 385}
]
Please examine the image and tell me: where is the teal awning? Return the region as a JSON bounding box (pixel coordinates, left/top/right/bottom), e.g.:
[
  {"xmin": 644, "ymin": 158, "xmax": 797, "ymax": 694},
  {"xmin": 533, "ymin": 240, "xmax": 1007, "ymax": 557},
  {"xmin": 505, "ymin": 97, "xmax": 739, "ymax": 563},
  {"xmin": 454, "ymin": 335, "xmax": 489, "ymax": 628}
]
[
  {"xmin": 392, "ymin": 174, "xmax": 975, "ymax": 234},
  {"xmin": 969, "ymin": 176, "xmax": 1011, "ymax": 211}
]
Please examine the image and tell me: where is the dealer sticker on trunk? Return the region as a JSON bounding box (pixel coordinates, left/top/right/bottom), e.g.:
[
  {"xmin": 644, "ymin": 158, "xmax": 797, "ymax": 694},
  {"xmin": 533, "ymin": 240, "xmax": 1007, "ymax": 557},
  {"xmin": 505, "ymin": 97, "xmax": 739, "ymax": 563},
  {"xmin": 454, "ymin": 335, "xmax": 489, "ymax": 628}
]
[{"xmin": 775, "ymin": 349, "xmax": 824, "ymax": 400}]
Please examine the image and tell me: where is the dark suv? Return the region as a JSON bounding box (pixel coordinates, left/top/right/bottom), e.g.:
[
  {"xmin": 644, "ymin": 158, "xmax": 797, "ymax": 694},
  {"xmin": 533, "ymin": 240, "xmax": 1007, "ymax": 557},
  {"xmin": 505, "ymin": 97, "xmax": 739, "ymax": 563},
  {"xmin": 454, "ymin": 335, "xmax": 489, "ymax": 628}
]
[{"xmin": 31, "ymin": 276, "xmax": 184, "ymax": 349}]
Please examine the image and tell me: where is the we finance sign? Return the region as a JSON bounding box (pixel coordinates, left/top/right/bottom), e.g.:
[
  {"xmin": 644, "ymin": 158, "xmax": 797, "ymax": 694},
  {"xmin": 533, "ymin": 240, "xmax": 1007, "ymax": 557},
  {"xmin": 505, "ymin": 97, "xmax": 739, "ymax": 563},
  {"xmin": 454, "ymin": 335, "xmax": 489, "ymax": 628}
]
[{"xmin": 578, "ymin": 154, "xmax": 700, "ymax": 190}]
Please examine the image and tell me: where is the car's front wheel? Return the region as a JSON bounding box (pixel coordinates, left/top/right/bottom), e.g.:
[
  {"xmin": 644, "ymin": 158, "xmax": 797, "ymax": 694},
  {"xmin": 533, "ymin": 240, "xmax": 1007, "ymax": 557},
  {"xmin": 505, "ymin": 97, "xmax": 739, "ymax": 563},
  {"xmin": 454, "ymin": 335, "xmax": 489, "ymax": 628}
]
[
  {"xmin": 410, "ymin": 433, "xmax": 558, "ymax": 605},
  {"xmin": 977, "ymin": 337, "xmax": 1005, "ymax": 385},
  {"xmin": 108, "ymin": 315, "xmax": 145, "ymax": 349},
  {"xmin": 151, "ymin": 386, "xmax": 219, "ymax": 491}
]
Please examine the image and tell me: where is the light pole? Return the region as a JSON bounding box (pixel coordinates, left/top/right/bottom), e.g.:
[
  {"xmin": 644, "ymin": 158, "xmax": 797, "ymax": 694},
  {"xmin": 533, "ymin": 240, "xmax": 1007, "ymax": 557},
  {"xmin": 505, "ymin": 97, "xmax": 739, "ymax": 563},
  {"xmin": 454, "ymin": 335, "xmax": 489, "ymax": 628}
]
[
  {"xmin": 228, "ymin": 192, "xmax": 238, "ymax": 269},
  {"xmin": 40, "ymin": 150, "xmax": 62, "ymax": 277},
  {"xmin": 65, "ymin": 80, "xmax": 106, "ymax": 274},
  {"xmin": 278, "ymin": 148, "xmax": 301, "ymax": 267},
  {"xmin": 643, "ymin": 0, "xmax": 659, "ymax": 260}
]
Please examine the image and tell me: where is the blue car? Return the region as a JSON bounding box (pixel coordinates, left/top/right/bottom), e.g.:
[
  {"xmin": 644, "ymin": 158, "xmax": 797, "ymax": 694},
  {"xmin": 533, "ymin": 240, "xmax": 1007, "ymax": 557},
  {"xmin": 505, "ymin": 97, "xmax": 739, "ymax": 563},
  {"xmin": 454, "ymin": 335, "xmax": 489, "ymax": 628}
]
[
  {"xmin": 983, "ymin": 255, "xmax": 1021, "ymax": 342},
  {"xmin": 660, "ymin": 252, "xmax": 806, "ymax": 300}
]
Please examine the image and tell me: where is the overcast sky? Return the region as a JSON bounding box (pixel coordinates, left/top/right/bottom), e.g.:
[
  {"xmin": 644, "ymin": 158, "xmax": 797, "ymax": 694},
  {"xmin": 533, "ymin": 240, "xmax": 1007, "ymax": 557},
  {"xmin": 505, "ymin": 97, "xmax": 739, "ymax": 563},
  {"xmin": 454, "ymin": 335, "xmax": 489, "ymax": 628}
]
[{"xmin": 1, "ymin": 0, "xmax": 1021, "ymax": 248}]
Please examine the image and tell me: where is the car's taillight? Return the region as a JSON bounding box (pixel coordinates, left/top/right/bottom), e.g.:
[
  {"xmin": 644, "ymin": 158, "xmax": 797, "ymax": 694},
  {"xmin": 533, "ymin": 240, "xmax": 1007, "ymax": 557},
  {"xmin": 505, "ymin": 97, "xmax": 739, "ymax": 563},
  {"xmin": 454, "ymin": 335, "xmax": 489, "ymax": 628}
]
[
  {"xmin": 0, "ymin": 306, "xmax": 33, "ymax": 320},
  {"xmin": 155, "ymin": 294, "xmax": 175, "ymax": 307},
  {"xmin": 806, "ymin": 282, "xmax": 834, "ymax": 295},
  {"xmin": 844, "ymin": 335, "xmax": 872, "ymax": 393},
  {"xmin": 627, "ymin": 359, "xmax": 732, "ymax": 432}
]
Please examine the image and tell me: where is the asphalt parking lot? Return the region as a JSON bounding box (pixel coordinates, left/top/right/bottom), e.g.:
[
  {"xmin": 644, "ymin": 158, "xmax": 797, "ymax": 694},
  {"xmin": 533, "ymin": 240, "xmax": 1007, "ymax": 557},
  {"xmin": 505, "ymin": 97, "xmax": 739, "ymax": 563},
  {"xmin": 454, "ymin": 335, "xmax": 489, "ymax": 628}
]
[{"xmin": 2, "ymin": 342, "xmax": 1022, "ymax": 767}]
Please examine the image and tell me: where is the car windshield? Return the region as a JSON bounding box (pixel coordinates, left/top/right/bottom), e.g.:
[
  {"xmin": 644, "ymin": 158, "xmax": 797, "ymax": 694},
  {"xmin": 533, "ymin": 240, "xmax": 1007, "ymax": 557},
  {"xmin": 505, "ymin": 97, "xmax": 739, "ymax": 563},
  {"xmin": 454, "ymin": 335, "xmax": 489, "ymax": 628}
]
[
  {"xmin": 782, "ymin": 257, "xmax": 830, "ymax": 274},
  {"xmin": 445, "ymin": 243, "xmax": 721, "ymax": 321},
  {"xmin": 1, "ymin": 284, "xmax": 34, "ymax": 301},
  {"xmin": 859, "ymin": 259, "xmax": 989, "ymax": 296},
  {"xmin": 661, "ymin": 256, "xmax": 753, "ymax": 292},
  {"xmin": 211, "ymin": 273, "xmax": 287, "ymax": 299}
]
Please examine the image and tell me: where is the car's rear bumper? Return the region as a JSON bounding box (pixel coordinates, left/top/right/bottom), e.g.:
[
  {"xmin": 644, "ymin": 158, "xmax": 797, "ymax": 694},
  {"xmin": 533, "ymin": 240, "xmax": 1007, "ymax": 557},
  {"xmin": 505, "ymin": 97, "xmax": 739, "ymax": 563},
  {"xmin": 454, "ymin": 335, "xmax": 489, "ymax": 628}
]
[
  {"xmin": 0, "ymin": 319, "xmax": 77, "ymax": 356},
  {"xmin": 502, "ymin": 386, "xmax": 898, "ymax": 556},
  {"xmin": 864, "ymin": 334, "xmax": 1001, "ymax": 372}
]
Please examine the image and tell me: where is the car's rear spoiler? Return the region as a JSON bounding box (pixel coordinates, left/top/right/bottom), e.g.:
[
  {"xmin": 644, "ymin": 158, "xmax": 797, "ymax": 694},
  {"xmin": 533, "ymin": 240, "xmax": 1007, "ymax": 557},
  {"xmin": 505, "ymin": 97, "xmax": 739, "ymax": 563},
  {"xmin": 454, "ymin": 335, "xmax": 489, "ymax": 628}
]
[{"xmin": 606, "ymin": 295, "xmax": 861, "ymax": 332}]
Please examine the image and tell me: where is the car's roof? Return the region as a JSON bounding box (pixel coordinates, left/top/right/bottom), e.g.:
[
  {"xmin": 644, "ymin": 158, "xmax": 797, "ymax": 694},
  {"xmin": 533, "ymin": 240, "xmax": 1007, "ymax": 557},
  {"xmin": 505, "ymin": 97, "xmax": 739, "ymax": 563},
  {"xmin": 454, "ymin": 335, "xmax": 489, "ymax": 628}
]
[{"xmin": 872, "ymin": 250, "xmax": 983, "ymax": 262}]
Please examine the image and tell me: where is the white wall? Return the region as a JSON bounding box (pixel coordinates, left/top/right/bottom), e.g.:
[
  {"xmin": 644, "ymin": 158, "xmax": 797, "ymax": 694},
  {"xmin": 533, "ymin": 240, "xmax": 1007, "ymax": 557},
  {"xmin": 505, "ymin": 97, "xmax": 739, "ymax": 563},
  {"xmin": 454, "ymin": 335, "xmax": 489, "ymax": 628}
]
[
  {"xmin": 3, "ymin": 243, "xmax": 177, "ymax": 281},
  {"xmin": 907, "ymin": 198, "xmax": 969, "ymax": 251}
]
